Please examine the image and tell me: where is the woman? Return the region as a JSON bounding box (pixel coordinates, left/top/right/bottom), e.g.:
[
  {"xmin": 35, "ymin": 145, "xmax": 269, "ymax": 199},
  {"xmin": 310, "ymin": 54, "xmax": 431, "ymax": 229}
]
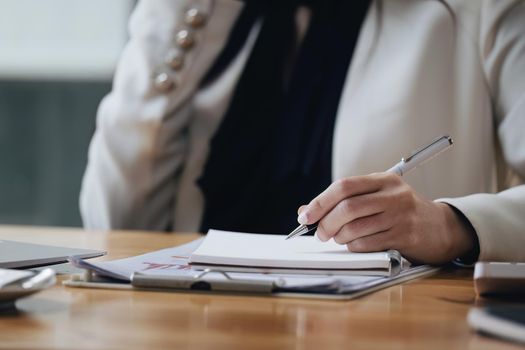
[{"xmin": 80, "ymin": 0, "xmax": 525, "ymax": 264}]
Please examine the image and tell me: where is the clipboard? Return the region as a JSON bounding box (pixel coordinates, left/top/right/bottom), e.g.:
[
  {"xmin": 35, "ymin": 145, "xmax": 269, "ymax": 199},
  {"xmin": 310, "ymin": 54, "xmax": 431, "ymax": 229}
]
[
  {"xmin": 64, "ymin": 264, "xmax": 440, "ymax": 300},
  {"xmin": 132, "ymin": 269, "xmax": 276, "ymax": 294},
  {"xmin": 64, "ymin": 237, "xmax": 440, "ymax": 299}
]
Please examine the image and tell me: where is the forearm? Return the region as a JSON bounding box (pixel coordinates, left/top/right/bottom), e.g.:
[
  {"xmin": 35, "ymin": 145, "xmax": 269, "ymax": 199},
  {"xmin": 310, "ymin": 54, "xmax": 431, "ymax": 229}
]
[{"xmin": 80, "ymin": 0, "xmax": 243, "ymax": 230}]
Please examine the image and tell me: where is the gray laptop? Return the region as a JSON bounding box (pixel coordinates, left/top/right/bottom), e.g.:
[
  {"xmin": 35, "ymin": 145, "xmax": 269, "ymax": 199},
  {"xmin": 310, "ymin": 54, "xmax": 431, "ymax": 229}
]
[{"xmin": 0, "ymin": 240, "xmax": 105, "ymax": 269}]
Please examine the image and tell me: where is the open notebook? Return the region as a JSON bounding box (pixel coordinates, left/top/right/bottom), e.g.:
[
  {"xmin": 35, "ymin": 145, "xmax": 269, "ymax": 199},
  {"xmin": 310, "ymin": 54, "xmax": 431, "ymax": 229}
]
[{"xmin": 189, "ymin": 230, "xmax": 408, "ymax": 277}]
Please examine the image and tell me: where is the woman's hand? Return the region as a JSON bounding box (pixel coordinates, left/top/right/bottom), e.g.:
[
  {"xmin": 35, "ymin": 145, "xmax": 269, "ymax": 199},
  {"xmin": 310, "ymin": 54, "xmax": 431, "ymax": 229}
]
[{"xmin": 297, "ymin": 173, "xmax": 478, "ymax": 264}]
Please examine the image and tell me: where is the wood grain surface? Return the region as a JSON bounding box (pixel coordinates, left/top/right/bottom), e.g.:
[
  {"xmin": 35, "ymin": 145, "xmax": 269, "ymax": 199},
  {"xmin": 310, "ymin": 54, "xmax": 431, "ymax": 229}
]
[{"xmin": 0, "ymin": 225, "xmax": 522, "ymax": 350}]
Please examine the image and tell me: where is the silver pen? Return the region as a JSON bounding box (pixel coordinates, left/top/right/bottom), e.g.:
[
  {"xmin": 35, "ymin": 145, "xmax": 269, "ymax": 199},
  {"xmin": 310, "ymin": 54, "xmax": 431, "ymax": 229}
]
[{"xmin": 285, "ymin": 135, "xmax": 454, "ymax": 240}]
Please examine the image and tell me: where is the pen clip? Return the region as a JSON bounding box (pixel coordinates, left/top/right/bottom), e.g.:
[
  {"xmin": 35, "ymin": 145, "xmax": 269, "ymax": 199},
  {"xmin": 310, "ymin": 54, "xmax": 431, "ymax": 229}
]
[
  {"xmin": 403, "ymin": 135, "xmax": 453, "ymax": 163},
  {"xmin": 194, "ymin": 268, "xmax": 233, "ymax": 280}
]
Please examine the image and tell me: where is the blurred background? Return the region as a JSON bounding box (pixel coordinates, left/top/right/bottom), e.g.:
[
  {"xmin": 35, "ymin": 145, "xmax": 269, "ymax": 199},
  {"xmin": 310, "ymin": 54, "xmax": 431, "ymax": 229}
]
[{"xmin": 0, "ymin": 0, "xmax": 134, "ymax": 226}]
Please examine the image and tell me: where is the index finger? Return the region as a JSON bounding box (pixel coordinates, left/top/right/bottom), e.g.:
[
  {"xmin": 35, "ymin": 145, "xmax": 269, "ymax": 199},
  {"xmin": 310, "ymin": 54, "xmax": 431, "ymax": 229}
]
[{"xmin": 298, "ymin": 174, "xmax": 386, "ymax": 225}]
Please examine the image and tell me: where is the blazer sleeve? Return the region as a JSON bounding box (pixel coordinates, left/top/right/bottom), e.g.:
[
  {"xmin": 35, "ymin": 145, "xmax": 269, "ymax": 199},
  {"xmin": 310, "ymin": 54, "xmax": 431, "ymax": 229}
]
[
  {"xmin": 438, "ymin": 0, "xmax": 525, "ymax": 262},
  {"xmin": 80, "ymin": 0, "xmax": 242, "ymax": 230}
]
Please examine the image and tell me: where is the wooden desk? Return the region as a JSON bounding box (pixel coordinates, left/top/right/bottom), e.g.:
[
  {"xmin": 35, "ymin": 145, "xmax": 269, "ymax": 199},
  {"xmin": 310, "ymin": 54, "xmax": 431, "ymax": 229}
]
[{"xmin": 0, "ymin": 225, "xmax": 522, "ymax": 350}]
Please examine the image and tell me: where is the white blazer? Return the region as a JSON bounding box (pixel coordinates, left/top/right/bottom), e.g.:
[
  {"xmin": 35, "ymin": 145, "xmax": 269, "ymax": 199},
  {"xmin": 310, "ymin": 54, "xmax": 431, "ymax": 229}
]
[{"xmin": 80, "ymin": 0, "xmax": 525, "ymax": 262}]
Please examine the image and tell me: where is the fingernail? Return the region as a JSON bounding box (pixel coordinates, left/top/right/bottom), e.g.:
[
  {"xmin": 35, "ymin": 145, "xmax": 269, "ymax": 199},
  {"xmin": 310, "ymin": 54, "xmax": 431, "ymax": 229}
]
[
  {"xmin": 314, "ymin": 231, "xmax": 322, "ymax": 242},
  {"xmin": 297, "ymin": 211, "xmax": 308, "ymax": 225}
]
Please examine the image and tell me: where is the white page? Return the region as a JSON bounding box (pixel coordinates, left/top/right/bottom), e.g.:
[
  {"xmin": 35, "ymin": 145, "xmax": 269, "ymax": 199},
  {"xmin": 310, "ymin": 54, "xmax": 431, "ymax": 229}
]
[{"xmin": 190, "ymin": 230, "xmax": 393, "ymax": 270}]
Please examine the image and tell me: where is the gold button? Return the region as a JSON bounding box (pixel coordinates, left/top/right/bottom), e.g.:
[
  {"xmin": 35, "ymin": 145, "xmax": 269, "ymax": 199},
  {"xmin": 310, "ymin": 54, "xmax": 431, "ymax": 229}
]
[
  {"xmin": 185, "ymin": 8, "xmax": 206, "ymax": 27},
  {"xmin": 176, "ymin": 29, "xmax": 195, "ymax": 49},
  {"xmin": 153, "ymin": 73, "xmax": 175, "ymax": 92},
  {"xmin": 165, "ymin": 50, "xmax": 184, "ymax": 70}
]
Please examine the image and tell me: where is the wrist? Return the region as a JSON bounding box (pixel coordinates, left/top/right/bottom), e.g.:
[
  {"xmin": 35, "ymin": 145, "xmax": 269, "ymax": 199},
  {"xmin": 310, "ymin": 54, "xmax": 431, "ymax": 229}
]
[{"xmin": 439, "ymin": 203, "xmax": 480, "ymax": 264}]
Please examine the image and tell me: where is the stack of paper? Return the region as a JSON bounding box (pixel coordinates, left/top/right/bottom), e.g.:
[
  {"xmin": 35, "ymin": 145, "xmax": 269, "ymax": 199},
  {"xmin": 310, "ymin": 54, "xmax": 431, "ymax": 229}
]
[
  {"xmin": 69, "ymin": 239, "xmax": 343, "ymax": 291},
  {"xmin": 67, "ymin": 231, "xmax": 438, "ymax": 299}
]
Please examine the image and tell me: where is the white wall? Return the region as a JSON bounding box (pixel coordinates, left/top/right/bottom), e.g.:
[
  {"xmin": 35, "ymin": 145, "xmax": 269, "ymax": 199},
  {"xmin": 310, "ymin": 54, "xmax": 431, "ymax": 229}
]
[{"xmin": 0, "ymin": 0, "xmax": 133, "ymax": 81}]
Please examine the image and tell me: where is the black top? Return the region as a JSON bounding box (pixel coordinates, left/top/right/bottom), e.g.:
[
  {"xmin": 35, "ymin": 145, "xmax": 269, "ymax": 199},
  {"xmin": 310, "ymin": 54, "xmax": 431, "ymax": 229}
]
[{"xmin": 197, "ymin": 1, "xmax": 371, "ymax": 234}]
